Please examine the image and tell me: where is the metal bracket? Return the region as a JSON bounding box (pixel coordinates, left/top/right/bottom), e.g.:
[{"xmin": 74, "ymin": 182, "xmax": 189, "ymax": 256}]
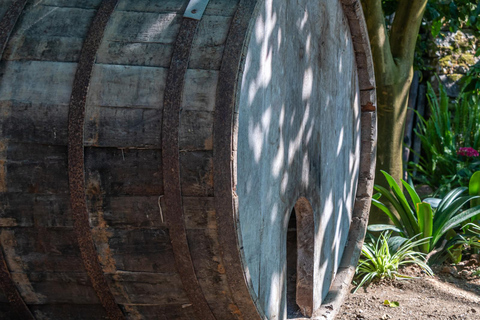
[{"xmin": 184, "ymin": 0, "xmax": 210, "ymax": 20}]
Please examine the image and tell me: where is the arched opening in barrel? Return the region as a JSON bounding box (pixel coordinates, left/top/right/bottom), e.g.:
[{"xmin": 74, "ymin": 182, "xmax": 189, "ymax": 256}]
[{"xmin": 287, "ymin": 197, "xmax": 314, "ymax": 318}]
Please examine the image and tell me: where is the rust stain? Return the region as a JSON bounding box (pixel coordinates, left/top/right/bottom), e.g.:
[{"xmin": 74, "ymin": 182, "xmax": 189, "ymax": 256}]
[
  {"xmin": 204, "ymin": 136, "xmax": 213, "ymax": 150},
  {"xmin": 361, "ymin": 101, "xmax": 376, "ymax": 112},
  {"xmin": 0, "ymin": 218, "xmax": 17, "ymax": 227},
  {"xmin": 90, "ymin": 194, "xmax": 116, "ymax": 274},
  {"xmin": 217, "ymin": 263, "xmax": 226, "ymax": 274},
  {"xmin": 85, "ymin": 106, "xmax": 100, "ymax": 147},
  {"xmin": 0, "ymin": 160, "xmax": 6, "ymax": 193},
  {"xmin": 228, "ymin": 303, "xmax": 244, "ymax": 320},
  {"xmin": 122, "ymin": 304, "xmax": 143, "ymax": 320},
  {"xmin": 206, "ymin": 158, "xmax": 214, "ymax": 190}
]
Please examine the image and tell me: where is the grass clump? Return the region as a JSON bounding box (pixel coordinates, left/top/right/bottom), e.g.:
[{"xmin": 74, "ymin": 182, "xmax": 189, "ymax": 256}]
[{"xmin": 354, "ymin": 231, "xmax": 433, "ymax": 293}]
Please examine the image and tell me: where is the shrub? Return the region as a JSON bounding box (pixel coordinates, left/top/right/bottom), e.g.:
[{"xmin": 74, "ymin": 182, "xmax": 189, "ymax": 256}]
[
  {"xmin": 354, "ymin": 231, "xmax": 433, "ymax": 293},
  {"xmin": 410, "ymin": 81, "xmax": 480, "ymax": 196},
  {"xmin": 370, "ymin": 171, "xmax": 480, "ymax": 254}
]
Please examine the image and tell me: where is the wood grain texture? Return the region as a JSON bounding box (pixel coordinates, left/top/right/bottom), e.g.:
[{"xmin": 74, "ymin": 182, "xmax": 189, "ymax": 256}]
[
  {"xmin": 234, "ymin": 0, "xmax": 368, "ymax": 318},
  {"xmin": 0, "ymin": 0, "xmax": 376, "ymax": 319},
  {"xmin": 0, "ymin": 2, "xmax": 35, "ymax": 317}
]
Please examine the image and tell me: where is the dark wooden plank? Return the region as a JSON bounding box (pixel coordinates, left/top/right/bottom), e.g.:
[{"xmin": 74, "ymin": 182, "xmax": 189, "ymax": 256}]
[
  {"xmin": 0, "ymin": 1, "xmax": 16, "ymax": 20},
  {"xmin": 183, "ymin": 197, "xmax": 216, "ymax": 230},
  {"xmin": 85, "ymin": 105, "xmax": 162, "ymax": 148},
  {"xmin": 187, "ymin": 228, "xmax": 236, "ymax": 320},
  {"xmin": 0, "ymin": 61, "xmax": 76, "ymax": 105},
  {"xmin": 0, "ymin": 225, "xmax": 177, "ymax": 276},
  {"xmin": 90, "ymin": 196, "xmax": 163, "ymax": 228},
  {"xmin": 0, "ymin": 101, "xmax": 162, "ymax": 148},
  {"xmin": 4, "ymin": 143, "xmax": 68, "ymax": 194},
  {"xmin": 0, "ymin": 194, "xmax": 166, "ymax": 229},
  {"xmin": 31, "ymin": 0, "xmax": 102, "ymax": 8},
  {"xmin": 0, "ymin": 101, "xmax": 69, "ymax": 146},
  {"xmin": 86, "ymin": 64, "xmax": 167, "ymax": 109},
  {"xmin": 2, "ymin": 143, "xmax": 163, "ymax": 195},
  {"xmin": 10, "ymin": 272, "xmax": 100, "ymax": 304},
  {"xmin": 0, "ymin": 302, "xmax": 18, "ymax": 319},
  {"xmin": 114, "ymin": 0, "xmax": 237, "ymax": 16},
  {"xmin": 104, "ymin": 229, "xmax": 176, "ymax": 273},
  {"xmin": 179, "ymin": 111, "xmax": 213, "ymax": 151},
  {"xmin": 0, "ymin": 227, "xmax": 84, "ymax": 273},
  {"xmin": 0, "ymin": 193, "xmax": 60, "ymax": 227},
  {"xmin": 179, "ymin": 151, "xmax": 214, "ymax": 197},
  {"xmin": 96, "ymin": 12, "xmax": 230, "ymax": 70},
  {"xmin": 85, "ymin": 147, "xmax": 163, "ymax": 196},
  {"xmin": 106, "ymin": 272, "xmax": 189, "ymax": 305},
  {"xmin": 115, "ymin": 0, "xmax": 185, "ymax": 13},
  {"xmin": 29, "ymin": 304, "xmax": 108, "ymax": 320},
  {"xmin": 4, "ymin": 6, "xmax": 97, "ymax": 62},
  {"xmin": 122, "ymin": 304, "xmax": 197, "ymax": 320}
]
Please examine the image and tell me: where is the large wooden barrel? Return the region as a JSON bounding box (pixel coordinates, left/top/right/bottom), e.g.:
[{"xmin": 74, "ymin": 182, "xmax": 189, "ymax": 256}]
[{"xmin": 0, "ymin": 0, "xmax": 376, "ymax": 319}]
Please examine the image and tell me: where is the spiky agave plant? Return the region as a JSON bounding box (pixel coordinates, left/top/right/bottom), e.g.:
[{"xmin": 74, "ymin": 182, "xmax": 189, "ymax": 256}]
[{"xmin": 354, "ymin": 231, "xmax": 433, "ymax": 293}]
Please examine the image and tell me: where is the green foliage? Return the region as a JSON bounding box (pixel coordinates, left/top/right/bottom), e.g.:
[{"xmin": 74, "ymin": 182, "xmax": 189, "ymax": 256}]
[
  {"xmin": 463, "ymin": 60, "xmax": 480, "ymax": 95},
  {"xmin": 434, "ymin": 222, "xmax": 480, "ymax": 264},
  {"xmin": 410, "ymin": 81, "xmax": 480, "ymax": 195},
  {"xmin": 381, "ymin": 1, "xmax": 480, "ymax": 72},
  {"xmin": 370, "ymin": 171, "xmax": 480, "ymax": 254},
  {"xmin": 381, "ymin": 0, "xmax": 480, "ymax": 34},
  {"xmin": 354, "ymin": 231, "xmax": 433, "ymax": 293},
  {"xmin": 470, "ymin": 171, "xmax": 480, "ymax": 210},
  {"xmin": 424, "ymin": 0, "xmax": 480, "ymax": 37}
]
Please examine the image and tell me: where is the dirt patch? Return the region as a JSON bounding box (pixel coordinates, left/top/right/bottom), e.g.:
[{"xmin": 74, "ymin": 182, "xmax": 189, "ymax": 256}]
[{"xmin": 339, "ymin": 264, "xmax": 480, "ymax": 320}]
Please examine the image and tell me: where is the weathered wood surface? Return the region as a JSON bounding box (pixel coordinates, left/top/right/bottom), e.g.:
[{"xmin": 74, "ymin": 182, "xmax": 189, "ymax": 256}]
[
  {"xmin": 235, "ymin": 0, "xmax": 362, "ymax": 318},
  {"xmin": 0, "ymin": 0, "xmax": 376, "ymax": 319}
]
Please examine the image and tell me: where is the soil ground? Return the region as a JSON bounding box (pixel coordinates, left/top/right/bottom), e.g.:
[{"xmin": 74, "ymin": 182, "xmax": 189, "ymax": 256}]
[{"xmin": 339, "ymin": 262, "xmax": 480, "ymax": 320}]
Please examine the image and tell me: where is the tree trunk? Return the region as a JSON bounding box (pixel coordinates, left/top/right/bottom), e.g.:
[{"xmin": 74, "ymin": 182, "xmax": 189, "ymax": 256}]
[
  {"xmin": 371, "ymin": 69, "xmax": 413, "ymax": 224},
  {"xmin": 360, "ymin": 0, "xmax": 427, "ymax": 224}
]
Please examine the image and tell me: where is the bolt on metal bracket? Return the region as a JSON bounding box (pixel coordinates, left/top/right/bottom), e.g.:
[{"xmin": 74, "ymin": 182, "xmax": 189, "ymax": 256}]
[{"xmin": 184, "ymin": 0, "xmax": 210, "ymax": 20}]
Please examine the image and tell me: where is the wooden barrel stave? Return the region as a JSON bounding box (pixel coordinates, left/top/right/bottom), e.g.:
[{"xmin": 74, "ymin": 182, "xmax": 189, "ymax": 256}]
[{"xmin": 0, "ymin": 0, "xmax": 376, "ymax": 319}]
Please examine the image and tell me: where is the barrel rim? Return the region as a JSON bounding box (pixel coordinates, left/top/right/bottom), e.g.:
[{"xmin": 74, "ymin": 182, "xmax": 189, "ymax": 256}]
[{"xmin": 215, "ymin": 0, "xmax": 377, "ymax": 318}]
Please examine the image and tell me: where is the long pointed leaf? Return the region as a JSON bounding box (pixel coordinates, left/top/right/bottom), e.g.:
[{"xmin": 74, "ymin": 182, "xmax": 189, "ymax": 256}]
[
  {"xmin": 374, "ymin": 185, "xmax": 416, "ymax": 238},
  {"xmin": 367, "ymin": 224, "xmax": 404, "ymax": 234},
  {"xmin": 469, "ymin": 171, "xmax": 480, "ymax": 208},
  {"xmin": 381, "ymin": 171, "xmax": 420, "ymax": 235},
  {"xmin": 402, "ymin": 180, "xmax": 422, "ymax": 209},
  {"xmin": 371, "ymin": 199, "xmax": 404, "ymax": 233},
  {"xmin": 433, "ymin": 196, "xmax": 479, "ymax": 233},
  {"xmin": 417, "ymin": 203, "xmax": 433, "ymax": 253},
  {"xmin": 433, "ymin": 205, "xmax": 480, "ymax": 246},
  {"xmin": 436, "ymin": 187, "xmax": 467, "ymax": 213}
]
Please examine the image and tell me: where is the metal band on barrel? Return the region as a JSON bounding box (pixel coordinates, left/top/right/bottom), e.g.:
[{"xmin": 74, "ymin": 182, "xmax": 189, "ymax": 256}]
[
  {"xmin": 162, "ymin": 15, "xmax": 216, "ymax": 320},
  {"xmin": 67, "ymin": 1, "xmax": 125, "ymax": 319},
  {"xmin": 0, "ymin": 1, "xmax": 35, "ymax": 319},
  {"xmin": 213, "ymin": 0, "xmax": 264, "ymax": 319}
]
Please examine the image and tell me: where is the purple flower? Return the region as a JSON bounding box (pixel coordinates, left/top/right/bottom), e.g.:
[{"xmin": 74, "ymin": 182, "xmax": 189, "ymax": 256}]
[{"xmin": 457, "ymin": 147, "xmax": 479, "ymax": 157}]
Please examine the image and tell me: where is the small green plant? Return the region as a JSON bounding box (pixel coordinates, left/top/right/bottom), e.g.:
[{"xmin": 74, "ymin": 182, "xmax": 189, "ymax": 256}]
[
  {"xmin": 409, "ymin": 81, "xmax": 480, "ymax": 196},
  {"xmin": 354, "ymin": 231, "xmax": 433, "ymax": 293},
  {"xmin": 473, "ymin": 268, "xmax": 480, "ymax": 277},
  {"xmin": 370, "ymin": 171, "xmax": 480, "ymax": 254}
]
